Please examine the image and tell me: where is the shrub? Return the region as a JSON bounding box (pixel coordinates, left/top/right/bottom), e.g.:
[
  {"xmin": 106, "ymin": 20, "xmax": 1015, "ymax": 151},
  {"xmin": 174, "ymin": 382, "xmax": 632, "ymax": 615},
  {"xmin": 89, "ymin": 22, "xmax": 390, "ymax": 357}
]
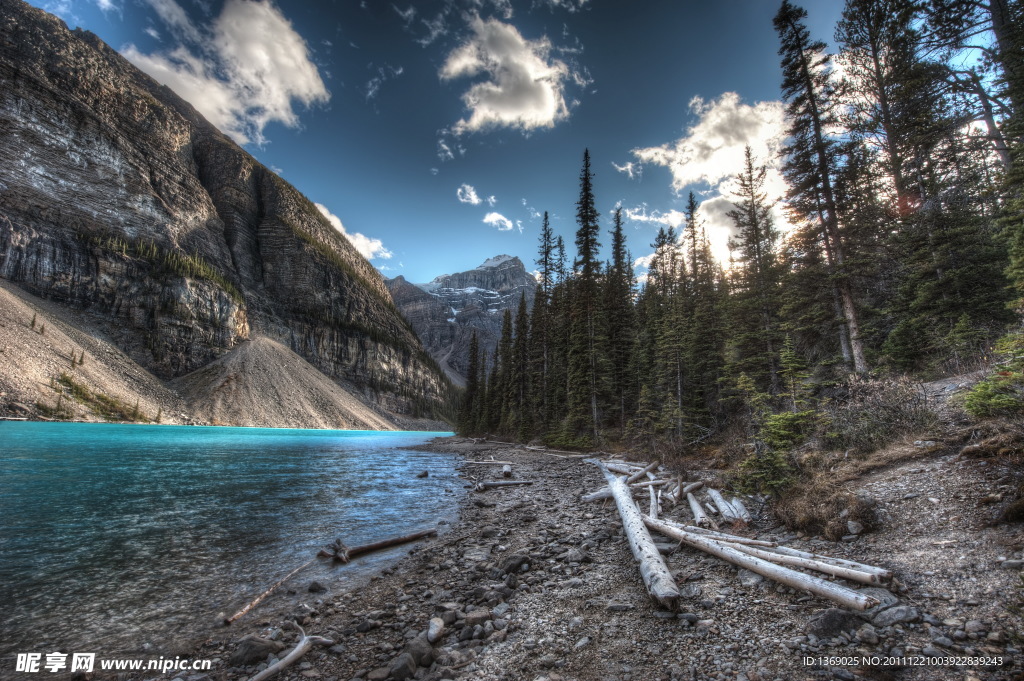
[
  {"xmin": 820, "ymin": 376, "xmax": 938, "ymax": 453},
  {"xmin": 964, "ymin": 332, "xmax": 1024, "ymax": 418}
]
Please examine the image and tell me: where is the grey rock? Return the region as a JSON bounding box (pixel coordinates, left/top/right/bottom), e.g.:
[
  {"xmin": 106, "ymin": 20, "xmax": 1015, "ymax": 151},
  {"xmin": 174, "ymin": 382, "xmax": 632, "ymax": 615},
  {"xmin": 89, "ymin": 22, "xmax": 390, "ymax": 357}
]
[
  {"xmin": 386, "ymin": 653, "xmax": 417, "ymax": 681},
  {"xmin": 859, "ymin": 587, "xmax": 899, "ymax": 617},
  {"xmin": 846, "ymin": 520, "xmax": 864, "ymax": 535},
  {"xmin": 807, "ymin": 609, "xmax": 864, "ymax": 639},
  {"xmin": 308, "ymin": 581, "xmax": 327, "ymax": 593},
  {"xmin": 965, "ymin": 620, "xmax": 986, "ymax": 633},
  {"xmin": 464, "ymin": 609, "xmax": 492, "ymax": 628},
  {"xmin": 873, "ymin": 605, "xmax": 919, "ymax": 627},
  {"xmin": 737, "ymin": 569, "xmax": 764, "ymax": 587},
  {"xmin": 680, "ymin": 584, "xmax": 703, "ymax": 599},
  {"xmin": 1001, "ymin": 560, "xmax": 1023, "ymax": 569},
  {"xmin": 855, "ymin": 624, "xmax": 879, "ymax": 645},
  {"xmin": 228, "ymin": 637, "xmax": 285, "ymax": 667},
  {"xmin": 427, "ymin": 617, "xmax": 446, "ymax": 644}
]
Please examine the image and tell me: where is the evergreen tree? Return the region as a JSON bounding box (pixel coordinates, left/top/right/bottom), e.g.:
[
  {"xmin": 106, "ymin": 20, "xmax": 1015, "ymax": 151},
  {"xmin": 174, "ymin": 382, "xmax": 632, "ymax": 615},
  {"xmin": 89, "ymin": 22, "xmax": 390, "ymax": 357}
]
[
  {"xmin": 726, "ymin": 147, "xmax": 785, "ymax": 395},
  {"xmin": 565, "ymin": 149, "xmax": 604, "ymax": 444},
  {"xmin": 775, "ymin": 0, "xmax": 869, "ymax": 373},
  {"xmin": 604, "ymin": 207, "xmax": 636, "ymax": 434},
  {"xmin": 458, "ymin": 332, "xmax": 480, "ymax": 434},
  {"xmin": 511, "ymin": 293, "xmax": 532, "ymax": 440}
]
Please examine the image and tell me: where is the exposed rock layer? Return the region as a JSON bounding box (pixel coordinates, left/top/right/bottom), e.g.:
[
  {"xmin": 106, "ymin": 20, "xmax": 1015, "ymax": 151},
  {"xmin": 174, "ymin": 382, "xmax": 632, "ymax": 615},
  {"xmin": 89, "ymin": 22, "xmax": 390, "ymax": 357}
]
[
  {"xmin": 0, "ymin": 0, "xmax": 451, "ymax": 424},
  {"xmin": 386, "ymin": 256, "xmax": 536, "ymax": 386}
]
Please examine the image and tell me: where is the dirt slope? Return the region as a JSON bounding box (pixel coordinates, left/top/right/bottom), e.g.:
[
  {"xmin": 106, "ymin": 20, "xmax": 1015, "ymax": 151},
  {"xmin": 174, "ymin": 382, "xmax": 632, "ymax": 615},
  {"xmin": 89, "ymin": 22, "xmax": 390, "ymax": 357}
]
[
  {"xmin": 0, "ymin": 279, "xmax": 433, "ymax": 430},
  {"xmin": 171, "ymin": 336, "xmax": 398, "ymax": 430}
]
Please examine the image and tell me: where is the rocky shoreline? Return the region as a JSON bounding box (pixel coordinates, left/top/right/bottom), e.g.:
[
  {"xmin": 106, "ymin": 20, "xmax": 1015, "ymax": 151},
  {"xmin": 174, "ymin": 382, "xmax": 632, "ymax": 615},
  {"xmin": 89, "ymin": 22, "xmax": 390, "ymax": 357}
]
[{"xmin": 124, "ymin": 437, "xmax": 1020, "ymax": 681}]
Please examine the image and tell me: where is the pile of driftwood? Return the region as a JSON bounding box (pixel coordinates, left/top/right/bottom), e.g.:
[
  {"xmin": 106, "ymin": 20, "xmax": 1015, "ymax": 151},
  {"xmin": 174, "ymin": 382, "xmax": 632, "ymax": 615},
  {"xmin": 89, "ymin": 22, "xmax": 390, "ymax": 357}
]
[{"xmin": 584, "ymin": 459, "xmax": 890, "ymax": 612}]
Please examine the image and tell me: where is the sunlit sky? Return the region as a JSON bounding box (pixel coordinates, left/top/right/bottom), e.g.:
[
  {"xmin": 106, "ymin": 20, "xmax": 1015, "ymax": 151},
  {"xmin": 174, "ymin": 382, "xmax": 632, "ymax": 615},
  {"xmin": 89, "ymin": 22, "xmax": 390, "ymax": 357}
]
[{"xmin": 31, "ymin": 0, "xmax": 844, "ymax": 282}]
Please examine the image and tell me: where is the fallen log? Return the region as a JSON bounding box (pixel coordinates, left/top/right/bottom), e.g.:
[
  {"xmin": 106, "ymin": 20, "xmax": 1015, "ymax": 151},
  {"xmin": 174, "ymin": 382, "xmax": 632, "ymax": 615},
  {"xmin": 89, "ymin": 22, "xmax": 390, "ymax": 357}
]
[
  {"xmin": 682, "ymin": 481, "xmax": 705, "ymax": 495},
  {"xmin": 318, "ymin": 528, "xmax": 439, "ymax": 562},
  {"xmin": 707, "ymin": 489, "xmax": 741, "ymax": 524},
  {"xmin": 606, "ymin": 463, "xmax": 641, "ymax": 476},
  {"xmin": 580, "ymin": 478, "xmax": 673, "ymax": 503},
  {"xmin": 465, "ymin": 460, "xmax": 515, "ymax": 466},
  {"xmin": 246, "ymin": 625, "xmax": 333, "ymax": 681},
  {"xmin": 755, "ymin": 545, "xmax": 893, "ymax": 581},
  {"xmin": 226, "ymin": 528, "xmax": 438, "ymax": 625},
  {"xmin": 642, "ymin": 517, "xmax": 879, "ymax": 611},
  {"xmin": 720, "ymin": 542, "xmax": 884, "ymax": 585},
  {"xmin": 653, "ymin": 517, "xmax": 776, "ymax": 547},
  {"xmin": 592, "ymin": 460, "xmax": 680, "ymax": 610},
  {"xmin": 687, "ymin": 492, "xmax": 717, "ymax": 529},
  {"xmin": 626, "ymin": 460, "xmax": 661, "ymax": 484},
  {"xmin": 225, "ymin": 559, "xmax": 318, "ymax": 625},
  {"xmin": 475, "ymin": 480, "xmax": 533, "ymax": 491},
  {"xmin": 502, "ymin": 465, "xmax": 512, "ymax": 478},
  {"xmin": 730, "ymin": 497, "xmax": 753, "ymax": 523}
]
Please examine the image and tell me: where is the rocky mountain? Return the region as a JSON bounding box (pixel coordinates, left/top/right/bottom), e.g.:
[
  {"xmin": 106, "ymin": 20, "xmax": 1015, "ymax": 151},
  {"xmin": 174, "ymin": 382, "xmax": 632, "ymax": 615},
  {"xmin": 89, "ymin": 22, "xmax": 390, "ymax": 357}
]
[
  {"xmin": 0, "ymin": 0, "xmax": 451, "ymax": 427},
  {"xmin": 386, "ymin": 255, "xmax": 536, "ymax": 386}
]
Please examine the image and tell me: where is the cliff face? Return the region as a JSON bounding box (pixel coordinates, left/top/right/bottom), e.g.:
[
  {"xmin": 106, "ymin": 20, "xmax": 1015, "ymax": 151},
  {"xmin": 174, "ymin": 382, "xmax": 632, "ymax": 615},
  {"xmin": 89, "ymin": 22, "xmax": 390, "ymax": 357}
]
[
  {"xmin": 386, "ymin": 255, "xmax": 536, "ymax": 385},
  {"xmin": 0, "ymin": 0, "xmax": 450, "ymax": 421}
]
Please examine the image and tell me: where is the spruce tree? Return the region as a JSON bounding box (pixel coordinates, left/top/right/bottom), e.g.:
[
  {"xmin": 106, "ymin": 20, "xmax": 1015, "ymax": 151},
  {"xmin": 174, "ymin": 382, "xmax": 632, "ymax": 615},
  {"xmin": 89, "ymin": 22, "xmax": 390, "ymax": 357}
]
[
  {"xmin": 604, "ymin": 207, "xmax": 636, "ymax": 434},
  {"xmin": 565, "ymin": 149, "xmax": 603, "ymax": 444},
  {"xmin": 775, "ymin": 0, "xmax": 869, "ymax": 373}
]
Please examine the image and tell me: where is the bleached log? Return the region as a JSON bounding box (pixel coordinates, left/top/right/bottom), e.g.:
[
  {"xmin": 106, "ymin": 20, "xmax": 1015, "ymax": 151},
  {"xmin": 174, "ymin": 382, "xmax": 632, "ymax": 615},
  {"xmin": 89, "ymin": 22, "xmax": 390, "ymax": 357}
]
[
  {"xmin": 502, "ymin": 465, "xmax": 512, "ymax": 478},
  {"xmin": 246, "ymin": 626, "xmax": 333, "ymax": 681},
  {"xmin": 653, "ymin": 517, "xmax": 776, "ymax": 547},
  {"xmin": 475, "ymin": 480, "xmax": 533, "ymax": 491},
  {"xmin": 465, "ymin": 460, "xmax": 514, "ymax": 466},
  {"xmin": 626, "ymin": 460, "xmax": 661, "ymax": 484},
  {"xmin": 687, "ymin": 492, "xmax": 716, "ymax": 529},
  {"xmin": 649, "ymin": 484, "xmax": 659, "ymax": 519},
  {"xmin": 592, "ymin": 461, "xmax": 679, "ymax": 609},
  {"xmin": 721, "ymin": 542, "xmax": 883, "ymax": 585},
  {"xmin": 581, "ymin": 478, "xmax": 672, "ymax": 503},
  {"xmin": 682, "ymin": 481, "xmax": 705, "ymax": 495},
  {"xmin": 643, "ymin": 517, "xmax": 879, "ymax": 611},
  {"xmin": 756, "ymin": 546, "xmax": 892, "ymax": 581},
  {"xmin": 730, "ymin": 497, "xmax": 753, "ymax": 523},
  {"xmin": 707, "ymin": 489, "xmax": 741, "ymax": 523}
]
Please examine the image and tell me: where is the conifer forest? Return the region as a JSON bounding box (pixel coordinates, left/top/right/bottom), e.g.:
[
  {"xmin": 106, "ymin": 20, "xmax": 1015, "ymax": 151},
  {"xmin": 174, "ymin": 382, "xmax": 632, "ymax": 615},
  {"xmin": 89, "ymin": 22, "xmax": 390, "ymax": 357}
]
[{"xmin": 456, "ymin": 0, "xmax": 1024, "ymax": 492}]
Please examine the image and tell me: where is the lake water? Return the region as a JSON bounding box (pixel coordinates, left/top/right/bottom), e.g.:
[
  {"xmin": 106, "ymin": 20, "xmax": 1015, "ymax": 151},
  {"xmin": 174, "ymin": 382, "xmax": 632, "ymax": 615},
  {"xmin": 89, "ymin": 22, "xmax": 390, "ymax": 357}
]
[{"xmin": 0, "ymin": 422, "xmax": 460, "ymax": 660}]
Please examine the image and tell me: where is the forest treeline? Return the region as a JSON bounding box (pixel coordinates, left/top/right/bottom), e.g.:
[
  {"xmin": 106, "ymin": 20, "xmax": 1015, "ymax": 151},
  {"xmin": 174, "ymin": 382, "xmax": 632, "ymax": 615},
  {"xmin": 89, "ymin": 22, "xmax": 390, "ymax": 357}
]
[{"xmin": 456, "ymin": 0, "xmax": 1024, "ymax": 485}]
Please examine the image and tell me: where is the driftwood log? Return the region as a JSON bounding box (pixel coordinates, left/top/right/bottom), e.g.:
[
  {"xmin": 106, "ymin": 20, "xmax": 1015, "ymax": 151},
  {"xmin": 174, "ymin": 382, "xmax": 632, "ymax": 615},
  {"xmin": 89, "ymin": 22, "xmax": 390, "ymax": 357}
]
[
  {"xmin": 654, "ymin": 517, "xmax": 776, "ymax": 547},
  {"xmin": 474, "ymin": 480, "xmax": 533, "ymax": 491},
  {"xmin": 687, "ymin": 492, "xmax": 716, "ymax": 529},
  {"xmin": 721, "ymin": 541, "xmax": 884, "ymax": 585},
  {"xmin": 731, "ymin": 497, "xmax": 754, "ymax": 523},
  {"xmin": 502, "ymin": 465, "xmax": 512, "ymax": 478},
  {"xmin": 643, "ymin": 516, "xmax": 879, "ymax": 611},
  {"xmin": 626, "ymin": 461, "xmax": 661, "ymax": 484},
  {"xmin": 707, "ymin": 489, "xmax": 741, "ymax": 524},
  {"xmin": 246, "ymin": 625, "xmax": 333, "ymax": 681},
  {"xmin": 593, "ymin": 460, "xmax": 680, "ymax": 610},
  {"xmin": 227, "ymin": 529, "xmax": 437, "ymax": 625},
  {"xmin": 756, "ymin": 545, "xmax": 893, "ymax": 581}
]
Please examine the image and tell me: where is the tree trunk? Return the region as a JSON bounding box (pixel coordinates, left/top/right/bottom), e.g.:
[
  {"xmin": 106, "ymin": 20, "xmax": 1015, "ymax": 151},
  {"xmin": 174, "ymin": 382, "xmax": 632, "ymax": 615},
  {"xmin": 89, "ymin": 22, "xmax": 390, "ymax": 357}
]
[
  {"xmin": 643, "ymin": 517, "xmax": 879, "ymax": 611},
  {"xmin": 593, "ymin": 461, "xmax": 680, "ymax": 609}
]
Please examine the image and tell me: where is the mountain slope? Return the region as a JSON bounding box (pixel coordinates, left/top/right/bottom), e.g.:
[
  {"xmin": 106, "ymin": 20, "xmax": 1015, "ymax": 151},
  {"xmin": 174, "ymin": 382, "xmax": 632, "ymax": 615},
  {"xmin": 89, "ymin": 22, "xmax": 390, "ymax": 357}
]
[
  {"xmin": 386, "ymin": 255, "xmax": 536, "ymax": 385},
  {"xmin": 0, "ymin": 0, "xmax": 451, "ymax": 425}
]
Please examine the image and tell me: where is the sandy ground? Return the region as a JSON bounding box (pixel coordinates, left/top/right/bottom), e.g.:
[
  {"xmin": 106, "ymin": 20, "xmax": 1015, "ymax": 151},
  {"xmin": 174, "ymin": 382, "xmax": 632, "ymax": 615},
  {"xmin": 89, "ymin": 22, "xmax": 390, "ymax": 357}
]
[{"xmin": 128, "ymin": 435, "xmax": 1024, "ymax": 681}]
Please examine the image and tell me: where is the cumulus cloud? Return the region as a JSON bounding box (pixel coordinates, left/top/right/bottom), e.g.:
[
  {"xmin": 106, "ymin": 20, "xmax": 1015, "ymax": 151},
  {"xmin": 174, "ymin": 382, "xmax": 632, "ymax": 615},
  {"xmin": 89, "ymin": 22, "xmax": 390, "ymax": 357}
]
[
  {"xmin": 457, "ymin": 183, "xmax": 482, "ymax": 205},
  {"xmin": 487, "ymin": 195, "xmax": 497, "ymax": 207},
  {"xmin": 544, "ymin": 0, "xmax": 590, "ymax": 11},
  {"xmin": 315, "ymin": 203, "xmax": 393, "ymax": 261},
  {"xmin": 632, "ymin": 92, "xmax": 785, "ymax": 193},
  {"xmin": 623, "ymin": 204, "xmax": 686, "ymax": 229},
  {"xmin": 483, "ymin": 212, "xmax": 515, "ymax": 231},
  {"xmin": 124, "ymin": 0, "xmax": 329, "ymax": 146},
  {"xmin": 440, "ymin": 15, "xmax": 577, "ymax": 134}
]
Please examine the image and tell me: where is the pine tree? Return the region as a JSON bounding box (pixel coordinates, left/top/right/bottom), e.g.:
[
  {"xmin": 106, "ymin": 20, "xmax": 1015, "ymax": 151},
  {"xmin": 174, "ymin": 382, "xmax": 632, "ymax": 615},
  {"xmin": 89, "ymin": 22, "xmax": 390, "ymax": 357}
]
[
  {"xmin": 604, "ymin": 207, "xmax": 636, "ymax": 434},
  {"xmin": 565, "ymin": 149, "xmax": 603, "ymax": 444},
  {"xmin": 530, "ymin": 212, "xmax": 555, "ymax": 429},
  {"xmin": 775, "ymin": 0, "xmax": 869, "ymax": 373},
  {"xmin": 726, "ymin": 147, "xmax": 785, "ymax": 395},
  {"xmin": 458, "ymin": 332, "xmax": 480, "ymax": 434},
  {"xmin": 511, "ymin": 293, "xmax": 532, "ymax": 440}
]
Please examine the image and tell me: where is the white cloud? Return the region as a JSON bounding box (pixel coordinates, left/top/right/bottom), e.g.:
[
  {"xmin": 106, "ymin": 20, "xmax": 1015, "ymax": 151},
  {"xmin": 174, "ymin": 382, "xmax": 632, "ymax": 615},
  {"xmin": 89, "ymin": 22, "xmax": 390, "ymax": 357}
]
[
  {"xmin": 144, "ymin": 26, "xmax": 161, "ymax": 40},
  {"xmin": 632, "ymin": 92, "xmax": 785, "ymax": 193},
  {"xmin": 96, "ymin": 0, "xmax": 118, "ymax": 11},
  {"xmin": 315, "ymin": 203, "xmax": 393, "ymax": 261},
  {"xmin": 544, "ymin": 0, "xmax": 590, "ymax": 11},
  {"xmin": 623, "ymin": 204, "xmax": 687, "ymax": 229},
  {"xmin": 393, "ymin": 4, "xmax": 416, "ymax": 25},
  {"xmin": 457, "ymin": 183, "xmax": 482, "ymax": 205},
  {"xmin": 612, "ymin": 160, "xmax": 642, "ymax": 181},
  {"xmin": 483, "ymin": 212, "xmax": 514, "ymax": 231},
  {"xmin": 124, "ymin": 0, "xmax": 329, "ymax": 146},
  {"xmin": 366, "ymin": 63, "xmax": 403, "ymax": 101},
  {"xmin": 439, "ymin": 15, "xmax": 577, "ymax": 134},
  {"xmin": 487, "ymin": 195, "xmax": 497, "ymax": 207}
]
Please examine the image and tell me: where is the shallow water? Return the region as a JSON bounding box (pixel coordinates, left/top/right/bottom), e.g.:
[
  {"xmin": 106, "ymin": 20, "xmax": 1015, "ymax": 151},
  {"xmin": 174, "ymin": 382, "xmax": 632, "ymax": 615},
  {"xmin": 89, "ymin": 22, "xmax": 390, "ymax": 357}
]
[{"xmin": 0, "ymin": 422, "xmax": 459, "ymax": 657}]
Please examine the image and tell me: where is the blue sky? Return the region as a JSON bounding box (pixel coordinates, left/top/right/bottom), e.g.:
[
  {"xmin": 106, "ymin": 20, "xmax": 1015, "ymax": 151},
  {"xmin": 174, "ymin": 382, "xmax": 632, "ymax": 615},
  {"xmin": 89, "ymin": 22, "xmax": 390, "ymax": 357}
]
[{"xmin": 32, "ymin": 0, "xmax": 844, "ymax": 283}]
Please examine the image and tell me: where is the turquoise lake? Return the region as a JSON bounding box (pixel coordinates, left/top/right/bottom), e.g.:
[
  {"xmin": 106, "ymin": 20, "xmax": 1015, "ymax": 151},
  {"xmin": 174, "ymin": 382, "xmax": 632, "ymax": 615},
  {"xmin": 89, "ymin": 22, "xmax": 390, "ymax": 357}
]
[{"xmin": 0, "ymin": 422, "xmax": 459, "ymax": 658}]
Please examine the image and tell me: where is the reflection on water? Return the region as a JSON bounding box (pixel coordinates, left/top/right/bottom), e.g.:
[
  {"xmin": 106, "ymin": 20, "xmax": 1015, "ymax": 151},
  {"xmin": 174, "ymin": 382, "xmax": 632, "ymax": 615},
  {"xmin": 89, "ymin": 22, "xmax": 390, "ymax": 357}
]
[{"xmin": 0, "ymin": 423, "xmax": 459, "ymax": 657}]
